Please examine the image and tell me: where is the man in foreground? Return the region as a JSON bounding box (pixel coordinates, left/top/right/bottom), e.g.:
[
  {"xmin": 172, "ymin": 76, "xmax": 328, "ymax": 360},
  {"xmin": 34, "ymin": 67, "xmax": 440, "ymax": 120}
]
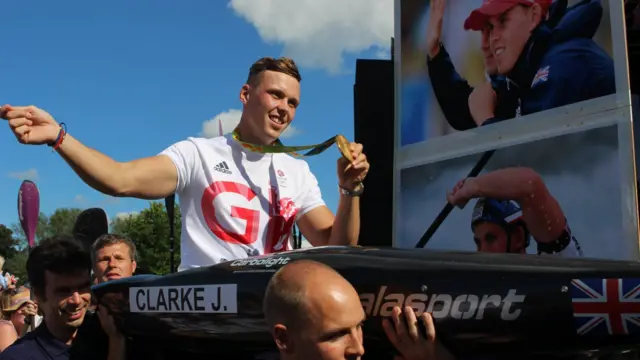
[
  {"xmin": 1, "ymin": 56, "xmax": 370, "ymax": 271},
  {"xmin": 263, "ymin": 259, "xmax": 455, "ymax": 360},
  {"xmin": 0, "ymin": 236, "xmax": 125, "ymax": 360},
  {"xmin": 447, "ymin": 167, "xmax": 583, "ymax": 257}
]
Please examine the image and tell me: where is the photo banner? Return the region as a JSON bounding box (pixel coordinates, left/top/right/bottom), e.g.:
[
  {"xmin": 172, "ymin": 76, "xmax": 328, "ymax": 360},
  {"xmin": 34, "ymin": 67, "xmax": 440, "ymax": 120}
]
[
  {"xmin": 398, "ymin": 0, "xmax": 628, "ymax": 147},
  {"xmin": 393, "ymin": 0, "xmax": 637, "ymax": 260},
  {"xmin": 396, "ymin": 124, "xmax": 639, "ymax": 260}
]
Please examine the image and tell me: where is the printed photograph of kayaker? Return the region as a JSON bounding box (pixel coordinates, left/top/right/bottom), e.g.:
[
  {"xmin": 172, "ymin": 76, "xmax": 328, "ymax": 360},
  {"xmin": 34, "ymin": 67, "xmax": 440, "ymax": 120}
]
[
  {"xmin": 396, "ymin": 124, "xmax": 639, "ymax": 261},
  {"xmin": 399, "ymin": 0, "xmax": 620, "ymax": 146},
  {"xmin": 445, "ymin": 167, "xmax": 583, "ymax": 256}
]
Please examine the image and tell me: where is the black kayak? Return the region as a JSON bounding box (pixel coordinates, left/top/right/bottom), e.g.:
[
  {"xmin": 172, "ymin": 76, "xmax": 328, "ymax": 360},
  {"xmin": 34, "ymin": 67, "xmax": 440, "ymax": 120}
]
[{"xmin": 91, "ymin": 246, "xmax": 640, "ymax": 359}]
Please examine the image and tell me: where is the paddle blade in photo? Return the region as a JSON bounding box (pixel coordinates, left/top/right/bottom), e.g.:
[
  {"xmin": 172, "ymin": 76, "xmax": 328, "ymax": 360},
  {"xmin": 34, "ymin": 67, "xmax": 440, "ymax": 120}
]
[
  {"xmin": 73, "ymin": 207, "xmax": 109, "ymax": 252},
  {"xmin": 18, "ymin": 180, "xmax": 40, "ymax": 249}
]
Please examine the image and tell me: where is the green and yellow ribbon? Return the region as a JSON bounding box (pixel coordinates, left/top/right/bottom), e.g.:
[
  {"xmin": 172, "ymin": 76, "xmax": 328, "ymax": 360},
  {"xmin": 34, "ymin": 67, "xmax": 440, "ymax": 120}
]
[{"xmin": 231, "ymin": 130, "xmax": 353, "ymax": 162}]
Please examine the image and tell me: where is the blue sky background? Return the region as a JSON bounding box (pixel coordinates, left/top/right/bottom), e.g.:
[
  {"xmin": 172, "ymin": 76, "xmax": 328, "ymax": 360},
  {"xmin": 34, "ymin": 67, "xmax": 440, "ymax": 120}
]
[{"xmin": 0, "ymin": 0, "xmax": 392, "ymax": 230}]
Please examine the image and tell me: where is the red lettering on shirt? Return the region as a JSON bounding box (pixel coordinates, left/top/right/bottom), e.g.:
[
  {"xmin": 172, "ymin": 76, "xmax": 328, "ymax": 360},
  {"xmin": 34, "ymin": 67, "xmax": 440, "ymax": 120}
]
[
  {"xmin": 201, "ymin": 181, "xmax": 298, "ymax": 251},
  {"xmin": 201, "ymin": 181, "xmax": 260, "ymax": 245}
]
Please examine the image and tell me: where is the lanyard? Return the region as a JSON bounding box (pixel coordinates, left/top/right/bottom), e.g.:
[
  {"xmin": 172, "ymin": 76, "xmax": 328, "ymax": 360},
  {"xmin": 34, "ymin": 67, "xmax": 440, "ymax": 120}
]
[{"xmin": 230, "ymin": 129, "xmax": 353, "ymax": 161}]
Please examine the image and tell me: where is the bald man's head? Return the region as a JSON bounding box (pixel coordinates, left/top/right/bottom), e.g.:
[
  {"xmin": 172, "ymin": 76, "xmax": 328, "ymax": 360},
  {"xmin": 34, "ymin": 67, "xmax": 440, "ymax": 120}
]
[
  {"xmin": 264, "ymin": 260, "xmax": 346, "ymax": 329},
  {"xmin": 263, "ymin": 260, "xmax": 366, "ymax": 359}
]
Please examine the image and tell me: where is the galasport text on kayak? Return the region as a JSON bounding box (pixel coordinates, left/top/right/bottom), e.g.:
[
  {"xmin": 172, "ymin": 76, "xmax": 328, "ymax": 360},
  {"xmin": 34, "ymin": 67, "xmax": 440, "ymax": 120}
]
[{"xmin": 360, "ymin": 286, "xmax": 526, "ymax": 321}]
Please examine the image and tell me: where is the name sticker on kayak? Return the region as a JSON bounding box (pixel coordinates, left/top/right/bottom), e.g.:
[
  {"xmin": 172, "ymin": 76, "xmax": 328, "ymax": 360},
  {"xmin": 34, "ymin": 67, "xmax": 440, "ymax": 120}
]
[{"xmin": 129, "ymin": 284, "xmax": 238, "ymax": 314}]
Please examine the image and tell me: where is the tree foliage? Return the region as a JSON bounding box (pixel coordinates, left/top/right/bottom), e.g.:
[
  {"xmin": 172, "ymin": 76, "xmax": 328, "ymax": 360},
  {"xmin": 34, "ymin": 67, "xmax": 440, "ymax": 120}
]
[
  {"xmin": 4, "ymin": 251, "xmax": 28, "ymax": 287},
  {"xmin": 111, "ymin": 201, "xmax": 181, "ymax": 275},
  {"xmin": 5, "ymin": 208, "xmax": 84, "ymax": 285},
  {"xmin": 0, "ymin": 224, "xmax": 27, "ymax": 285},
  {"xmin": 10, "ymin": 208, "xmax": 83, "ymax": 248},
  {"xmin": 2, "ymin": 201, "xmax": 180, "ymax": 283},
  {"xmin": 0, "ymin": 225, "xmax": 19, "ymax": 259}
]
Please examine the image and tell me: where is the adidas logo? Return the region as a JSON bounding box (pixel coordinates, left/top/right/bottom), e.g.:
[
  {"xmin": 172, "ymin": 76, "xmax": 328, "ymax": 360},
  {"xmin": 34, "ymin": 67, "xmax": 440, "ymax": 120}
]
[{"xmin": 214, "ymin": 161, "xmax": 231, "ymax": 174}]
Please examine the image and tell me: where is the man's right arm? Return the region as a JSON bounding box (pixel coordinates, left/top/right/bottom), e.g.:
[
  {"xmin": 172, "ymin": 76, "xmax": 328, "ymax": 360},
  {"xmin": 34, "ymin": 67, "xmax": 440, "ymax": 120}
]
[
  {"xmin": 427, "ymin": 44, "xmax": 478, "ymax": 131},
  {"xmin": 55, "ymin": 134, "xmax": 178, "ymax": 200},
  {"xmin": 1, "ymin": 105, "xmax": 183, "ymax": 201}
]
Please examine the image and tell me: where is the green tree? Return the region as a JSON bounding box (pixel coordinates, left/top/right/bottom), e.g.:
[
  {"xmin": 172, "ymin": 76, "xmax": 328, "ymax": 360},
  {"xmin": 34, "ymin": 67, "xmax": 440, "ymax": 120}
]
[
  {"xmin": 48, "ymin": 208, "xmax": 84, "ymax": 237},
  {"xmin": 111, "ymin": 201, "xmax": 181, "ymax": 275},
  {"xmin": 6, "ymin": 208, "xmax": 83, "ymax": 286},
  {"xmin": 0, "ymin": 225, "xmax": 19, "ymax": 259},
  {"xmin": 11, "ymin": 208, "xmax": 83, "ymax": 248},
  {"xmin": 4, "ymin": 250, "xmax": 28, "ymax": 287}
]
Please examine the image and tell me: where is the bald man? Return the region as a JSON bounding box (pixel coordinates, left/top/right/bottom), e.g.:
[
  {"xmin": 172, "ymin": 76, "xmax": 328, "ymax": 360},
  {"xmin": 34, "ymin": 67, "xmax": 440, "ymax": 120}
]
[{"xmin": 263, "ymin": 260, "xmax": 454, "ymax": 360}]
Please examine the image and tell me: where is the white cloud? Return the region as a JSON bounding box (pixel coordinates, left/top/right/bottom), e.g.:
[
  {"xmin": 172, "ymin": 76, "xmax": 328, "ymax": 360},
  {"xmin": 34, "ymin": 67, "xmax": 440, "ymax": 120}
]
[
  {"xmin": 7, "ymin": 168, "xmax": 39, "ymax": 181},
  {"xmin": 115, "ymin": 211, "xmax": 139, "ymax": 220},
  {"xmin": 375, "ymin": 47, "xmax": 391, "ymax": 59},
  {"xmin": 201, "ymin": 109, "xmax": 300, "ymax": 139},
  {"xmin": 228, "ymin": 0, "xmax": 393, "ymax": 74},
  {"xmin": 73, "ymin": 195, "xmax": 87, "ymax": 204},
  {"xmin": 201, "ymin": 109, "xmax": 243, "ymax": 137}
]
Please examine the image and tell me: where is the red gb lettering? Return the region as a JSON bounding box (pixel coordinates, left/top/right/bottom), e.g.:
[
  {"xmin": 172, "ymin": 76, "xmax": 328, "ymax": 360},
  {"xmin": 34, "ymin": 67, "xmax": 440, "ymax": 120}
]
[
  {"xmin": 265, "ymin": 187, "xmax": 298, "ymax": 254},
  {"xmin": 201, "ymin": 181, "xmax": 260, "ymax": 245}
]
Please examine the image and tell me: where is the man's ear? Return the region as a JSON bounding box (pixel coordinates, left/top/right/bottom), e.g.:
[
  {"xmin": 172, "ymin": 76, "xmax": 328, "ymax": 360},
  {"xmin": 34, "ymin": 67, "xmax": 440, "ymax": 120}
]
[
  {"xmin": 273, "ymin": 324, "xmax": 294, "ymax": 353},
  {"xmin": 240, "ymin": 84, "xmax": 251, "ymax": 106},
  {"xmin": 131, "ymin": 260, "xmax": 137, "ymax": 274},
  {"xmin": 529, "ymin": 4, "xmax": 543, "ymax": 31}
]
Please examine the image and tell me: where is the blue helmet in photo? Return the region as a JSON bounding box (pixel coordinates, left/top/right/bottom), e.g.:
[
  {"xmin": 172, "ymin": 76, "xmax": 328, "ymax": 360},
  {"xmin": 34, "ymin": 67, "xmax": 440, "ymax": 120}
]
[{"xmin": 471, "ymin": 198, "xmax": 531, "ymax": 250}]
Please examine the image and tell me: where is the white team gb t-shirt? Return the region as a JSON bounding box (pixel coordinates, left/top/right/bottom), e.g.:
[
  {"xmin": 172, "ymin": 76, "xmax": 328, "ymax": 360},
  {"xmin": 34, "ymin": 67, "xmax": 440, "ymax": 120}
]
[{"xmin": 160, "ymin": 134, "xmax": 326, "ymax": 271}]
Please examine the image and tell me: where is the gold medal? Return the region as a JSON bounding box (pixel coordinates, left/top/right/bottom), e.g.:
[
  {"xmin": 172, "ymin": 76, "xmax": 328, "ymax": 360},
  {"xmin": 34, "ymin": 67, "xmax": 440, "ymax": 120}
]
[{"xmin": 335, "ymin": 134, "xmax": 353, "ymax": 162}]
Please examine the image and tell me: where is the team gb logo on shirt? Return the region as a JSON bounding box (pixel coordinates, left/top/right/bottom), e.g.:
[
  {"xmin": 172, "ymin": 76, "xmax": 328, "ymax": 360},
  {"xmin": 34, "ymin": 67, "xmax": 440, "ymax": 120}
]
[{"xmin": 279, "ymin": 197, "xmax": 297, "ymax": 220}]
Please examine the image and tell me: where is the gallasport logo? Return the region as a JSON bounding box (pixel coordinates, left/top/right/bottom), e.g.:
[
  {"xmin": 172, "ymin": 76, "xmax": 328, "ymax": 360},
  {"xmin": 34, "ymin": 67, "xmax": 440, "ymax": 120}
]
[
  {"xmin": 230, "ymin": 257, "xmax": 290, "ymax": 268},
  {"xmin": 360, "ymin": 286, "xmax": 526, "ymax": 321}
]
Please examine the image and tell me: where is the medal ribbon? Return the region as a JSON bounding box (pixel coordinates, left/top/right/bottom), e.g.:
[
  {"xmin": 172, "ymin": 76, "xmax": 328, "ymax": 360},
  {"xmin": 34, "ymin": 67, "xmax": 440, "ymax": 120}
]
[{"xmin": 231, "ymin": 130, "xmax": 352, "ymax": 160}]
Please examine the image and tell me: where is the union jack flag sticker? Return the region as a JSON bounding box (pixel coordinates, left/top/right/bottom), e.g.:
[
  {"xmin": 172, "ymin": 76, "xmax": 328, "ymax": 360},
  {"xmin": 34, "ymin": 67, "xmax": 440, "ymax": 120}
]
[
  {"xmin": 531, "ymin": 66, "xmax": 550, "ymax": 87},
  {"xmin": 570, "ymin": 278, "xmax": 640, "ymax": 336}
]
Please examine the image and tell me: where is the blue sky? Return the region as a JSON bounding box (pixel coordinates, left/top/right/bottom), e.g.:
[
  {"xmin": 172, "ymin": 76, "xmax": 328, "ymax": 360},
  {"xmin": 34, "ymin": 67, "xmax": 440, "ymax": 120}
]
[{"xmin": 0, "ymin": 0, "xmax": 392, "ymax": 230}]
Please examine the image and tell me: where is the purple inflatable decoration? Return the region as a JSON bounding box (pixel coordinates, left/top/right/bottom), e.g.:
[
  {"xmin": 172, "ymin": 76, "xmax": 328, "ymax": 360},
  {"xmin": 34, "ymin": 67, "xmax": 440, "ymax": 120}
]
[{"xmin": 18, "ymin": 180, "xmax": 40, "ymax": 249}]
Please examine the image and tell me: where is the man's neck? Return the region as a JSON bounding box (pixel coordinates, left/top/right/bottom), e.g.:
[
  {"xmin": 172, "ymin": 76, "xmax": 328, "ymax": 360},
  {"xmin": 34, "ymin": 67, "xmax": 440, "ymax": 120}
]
[
  {"xmin": 235, "ymin": 121, "xmax": 276, "ymax": 146},
  {"xmin": 46, "ymin": 320, "xmax": 78, "ymax": 345}
]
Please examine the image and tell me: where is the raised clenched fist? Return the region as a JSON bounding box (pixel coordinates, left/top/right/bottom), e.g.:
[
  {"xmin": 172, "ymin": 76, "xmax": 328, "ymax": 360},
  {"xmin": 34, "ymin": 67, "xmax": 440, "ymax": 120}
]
[{"xmin": 1, "ymin": 104, "xmax": 60, "ymax": 145}]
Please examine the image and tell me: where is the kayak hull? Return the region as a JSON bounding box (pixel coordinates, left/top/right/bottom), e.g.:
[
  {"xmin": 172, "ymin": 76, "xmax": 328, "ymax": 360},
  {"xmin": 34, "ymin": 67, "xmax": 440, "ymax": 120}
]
[{"xmin": 92, "ymin": 246, "xmax": 640, "ymax": 358}]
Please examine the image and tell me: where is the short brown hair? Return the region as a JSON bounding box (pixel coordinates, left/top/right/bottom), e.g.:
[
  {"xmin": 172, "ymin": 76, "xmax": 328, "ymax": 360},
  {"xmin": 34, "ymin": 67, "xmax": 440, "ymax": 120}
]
[
  {"xmin": 91, "ymin": 233, "xmax": 137, "ymax": 264},
  {"xmin": 246, "ymin": 57, "xmax": 302, "ymax": 85},
  {"xmin": 27, "ymin": 235, "xmax": 91, "ymax": 299}
]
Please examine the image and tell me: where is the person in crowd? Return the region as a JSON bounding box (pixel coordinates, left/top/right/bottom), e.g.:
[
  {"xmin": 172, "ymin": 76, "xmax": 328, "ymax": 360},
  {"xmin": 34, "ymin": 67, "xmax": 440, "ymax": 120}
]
[
  {"xmin": 425, "ymin": 0, "xmax": 607, "ymax": 130},
  {"xmin": 0, "ymin": 256, "xmax": 17, "ymax": 292},
  {"xmin": 1, "ymin": 56, "xmax": 370, "ymax": 272},
  {"xmin": 263, "ymin": 259, "xmax": 455, "ymax": 360},
  {"xmin": 0, "ymin": 235, "xmax": 125, "ymax": 360},
  {"xmin": 91, "ymin": 234, "xmax": 138, "ymax": 284},
  {"xmin": 0, "ymin": 287, "xmax": 38, "ymax": 351},
  {"xmin": 0, "ymin": 257, "xmax": 6, "ymax": 292},
  {"xmin": 446, "ymin": 167, "xmax": 583, "ymax": 257},
  {"xmin": 74, "ymin": 233, "xmax": 145, "ymax": 359}
]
